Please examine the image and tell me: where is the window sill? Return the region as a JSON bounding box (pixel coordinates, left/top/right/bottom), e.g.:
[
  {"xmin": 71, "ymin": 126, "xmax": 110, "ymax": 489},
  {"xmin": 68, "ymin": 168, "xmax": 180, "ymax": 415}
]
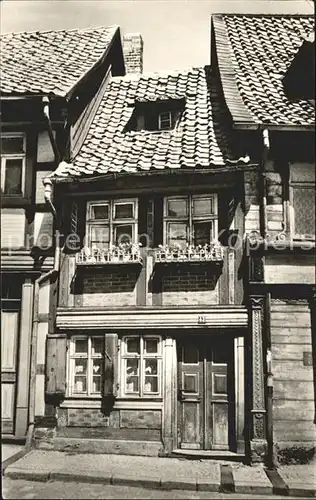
[
  {"xmin": 1, "ymin": 196, "xmax": 31, "ymax": 207},
  {"xmin": 61, "ymin": 398, "xmax": 163, "ymax": 410}
]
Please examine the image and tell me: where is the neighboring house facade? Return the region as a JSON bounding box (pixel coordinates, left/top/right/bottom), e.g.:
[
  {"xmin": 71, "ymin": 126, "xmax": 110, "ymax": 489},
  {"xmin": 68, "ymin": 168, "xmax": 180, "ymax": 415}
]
[
  {"xmin": 211, "ymin": 14, "xmax": 315, "ymax": 463},
  {"xmin": 0, "ymin": 25, "xmax": 139, "ymax": 442},
  {"xmin": 34, "ymin": 60, "xmax": 260, "ymax": 459}
]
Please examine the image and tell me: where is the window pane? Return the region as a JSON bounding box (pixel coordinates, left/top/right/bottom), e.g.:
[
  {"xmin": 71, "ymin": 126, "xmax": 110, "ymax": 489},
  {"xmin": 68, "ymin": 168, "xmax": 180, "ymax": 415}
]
[
  {"xmin": 167, "ymin": 222, "xmax": 188, "ymax": 248},
  {"xmin": 126, "ymin": 359, "xmax": 139, "ymax": 392},
  {"xmin": 114, "ymin": 203, "xmax": 134, "ymax": 219},
  {"xmin": 194, "ymin": 221, "xmax": 213, "ymax": 246},
  {"xmin": 126, "ymin": 376, "xmax": 139, "ymax": 392},
  {"xmin": 90, "ymin": 226, "xmax": 110, "ymax": 249},
  {"xmin": 293, "ymin": 187, "xmax": 315, "ymax": 237},
  {"xmin": 114, "ymin": 224, "xmax": 133, "ymax": 245},
  {"xmin": 193, "ymin": 197, "xmax": 214, "ymax": 216},
  {"xmin": 3, "ymin": 159, "xmax": 23, "ymax": 194},
  {"xmin": 126, "ymin": 358, "xmax": 139, "ymax": 375},
  {"xmin": 75, "ymin": 358, "xmax": 87, "ymax": 374},
  {"xmin": 167, "ymin": 199, "xmax": 188, "ymax": 217},
  {"xmin": 145, "ymin": 359, "xmax": 158, "ymax": 375},
  {"xmin": 91, "ymin": 338, "xmax": 104, "ymax": 355},
  {"xmin": 74, "ymin": 376, "xmax": 87, "ymax": 393},
  {"xmin": 92, "ymin": 359, "xmax": 103, "ymax": 375},
  {"xmin": 144, "ymin": 376, "xmax": 158, "ymax": 393},
  {"xmin": 91, "ymin": 205, "xmax": 109, "ymax": 220},
  {"xmin": 92, "ymin": 376, "xmax": 101, "ymax": 393},
  {"xmin": 144, "ymin": 338, "xmax": 158, "ymax": 354},
  {"xmin": 126, "ymin": 338, "xmax": 140, "ymax": 354},
  {"xmin": 75, "ymin": 339, "xmax": 88, "ymax": 354},
  {"xmin": 1, "ymin": 137, "xmax": 24, "ymax": 154}
]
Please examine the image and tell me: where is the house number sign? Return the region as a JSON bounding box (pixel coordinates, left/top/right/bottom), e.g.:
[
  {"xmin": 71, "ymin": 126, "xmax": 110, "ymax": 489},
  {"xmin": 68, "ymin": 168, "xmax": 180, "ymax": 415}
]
[{"xmin": 198, "ymin": 315, "xmax": 206, "ymax": 324}]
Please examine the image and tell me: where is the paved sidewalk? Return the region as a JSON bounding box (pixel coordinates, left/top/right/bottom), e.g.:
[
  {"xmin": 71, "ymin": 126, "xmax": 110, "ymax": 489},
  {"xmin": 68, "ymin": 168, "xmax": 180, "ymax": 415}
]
[
  {"xmin": 1, "ymin": 444, "xmax": 27, "ymax": 471},
  {"xmin": 2, "ymin": 450, "xmax": 316, "ymax": 497}
]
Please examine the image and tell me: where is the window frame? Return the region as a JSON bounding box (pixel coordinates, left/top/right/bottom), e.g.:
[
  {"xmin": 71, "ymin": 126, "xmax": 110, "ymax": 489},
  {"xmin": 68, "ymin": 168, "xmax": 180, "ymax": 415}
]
[
  {"xmin": 158, "ymin": 111, "xmax": 172, "ymax": 130},
  {"xmin": 1, "ymin": 133, "xmax": 26, "ymax": 197},
  {"xmin": 289, "ymin": 163, "xmax": 315, "ymax": 241},
  {"xmin": 163, "ymin": 194, "xmax": 218, "ymax": 247},
  {"xmin": 68, "ymin": 335, "xmax": 104, "ymax": 397},
  {"xmin": 86, "ymin": 198, "xmax": 138, "ymax": 249},
  {"xmin": 120, "ymin": 335, "xmax": 163, "ymax": 399}
]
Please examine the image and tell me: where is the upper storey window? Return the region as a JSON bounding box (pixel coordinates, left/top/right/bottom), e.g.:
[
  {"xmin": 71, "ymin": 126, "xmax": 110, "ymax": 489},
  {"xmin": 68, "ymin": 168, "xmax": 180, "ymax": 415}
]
[
  {"xmin": 163, "ymin": 194, "xmax": 218, "ymax": 248},
  {"xmin": 86, "ymin": 199, "xmax": 138, "ymax": 250},
  {"xmin": 289, "ymin": 163, "xmax": 315, "ymax": 240},
  {"xmin": 1, "ymin": 134, "xmax": 26, "ymax": 196}
]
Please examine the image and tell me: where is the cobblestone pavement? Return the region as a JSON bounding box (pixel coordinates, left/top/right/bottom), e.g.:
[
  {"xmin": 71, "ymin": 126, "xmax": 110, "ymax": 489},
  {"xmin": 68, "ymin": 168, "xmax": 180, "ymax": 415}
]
[{"xmin": 2, "ymin": 478, "xmax": 304, "ymax": 500}]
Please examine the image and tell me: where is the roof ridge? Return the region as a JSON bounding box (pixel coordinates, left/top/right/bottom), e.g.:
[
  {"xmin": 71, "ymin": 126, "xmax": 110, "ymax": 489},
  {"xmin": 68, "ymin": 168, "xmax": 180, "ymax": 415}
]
[
  {"xmin": 212, "ymin": 13, "xmax": 314, "ymax": 18},
  {"xmin": 112, "ymin": 66, "xmax": 207, "ymax": 82},
  {"xmin": 0, "ymin": 24, "xmax": 119, "ymax": 38}
]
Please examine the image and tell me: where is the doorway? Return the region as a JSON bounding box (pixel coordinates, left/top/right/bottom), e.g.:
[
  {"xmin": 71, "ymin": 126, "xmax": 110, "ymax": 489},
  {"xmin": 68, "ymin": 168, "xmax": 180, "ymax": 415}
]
[{"xmin": 177, "ymin": 335, "xmax": 236, "ymax": 451}]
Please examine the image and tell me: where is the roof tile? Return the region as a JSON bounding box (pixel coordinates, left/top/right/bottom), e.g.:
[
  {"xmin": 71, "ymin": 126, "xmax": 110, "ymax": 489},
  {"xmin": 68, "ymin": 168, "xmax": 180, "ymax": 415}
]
[
  {"xmin": 213, "ymin": 14, "xmax": 315, "ymax": 126},
  {"xmin": 0, "ymin": 26, "xmax": 117, "ymax": 97},
  {"xmin": 52, "ymin": 66, "xmax": 250, "ymax": 180}
]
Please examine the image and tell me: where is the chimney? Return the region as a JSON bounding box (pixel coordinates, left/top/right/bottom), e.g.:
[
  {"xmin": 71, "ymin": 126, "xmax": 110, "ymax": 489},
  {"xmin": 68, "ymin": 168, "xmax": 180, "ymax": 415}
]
[{"xmin": 122, "ymin": 33, "xmax": 143, "ymax": 74}]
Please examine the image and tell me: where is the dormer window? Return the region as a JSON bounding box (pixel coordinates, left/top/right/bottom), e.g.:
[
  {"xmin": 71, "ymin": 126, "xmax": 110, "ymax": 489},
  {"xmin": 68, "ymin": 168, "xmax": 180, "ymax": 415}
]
[{"xmin": 158, "ymin": 111, "xmax": 172, "ymax": 130}]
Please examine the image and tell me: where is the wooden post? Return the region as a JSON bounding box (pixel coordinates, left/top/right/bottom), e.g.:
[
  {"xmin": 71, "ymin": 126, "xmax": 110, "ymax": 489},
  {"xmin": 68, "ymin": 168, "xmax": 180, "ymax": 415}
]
[
  {"xmin": 235, "ymin": 336, "xmax": 245, "ymax": 453},
  {"xmin": 248, "ymin": 295, "xmax": 267, "ymax": 463},
  {"xmin": 15, "ymin": 279, "xmax": 34, "ymax": 438},
  {"xmin": 162, "ymin": 337, "xmax": 176, "ymax": 455}
]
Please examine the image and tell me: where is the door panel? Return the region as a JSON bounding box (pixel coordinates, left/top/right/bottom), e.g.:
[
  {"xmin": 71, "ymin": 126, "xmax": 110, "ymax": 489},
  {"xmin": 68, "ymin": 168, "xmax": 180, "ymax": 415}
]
[
  {"xmin": 178, "ymin": 340, "xmax": 203, "ymax": 449},
  {"xmin": 178, "ymin": 335, "xmax": 235, "ymax": 451},
  {"xmin": 1, "ymin": 310, "xmax": 19, "ymax": 434}
]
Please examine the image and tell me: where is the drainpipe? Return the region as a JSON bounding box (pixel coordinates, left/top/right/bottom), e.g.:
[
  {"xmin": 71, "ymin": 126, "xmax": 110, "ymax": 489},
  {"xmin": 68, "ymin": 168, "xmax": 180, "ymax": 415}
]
[
  {"xmin": 260, "ymin": 128, "xmax": 270, "ymax": 239},
  {"xmin": 25, "ymin": 98, "xmax": 61, "ymax": 450},
  {"xmin": 42, "ymin": 96, "xmax": 60, "ymax": 165}
]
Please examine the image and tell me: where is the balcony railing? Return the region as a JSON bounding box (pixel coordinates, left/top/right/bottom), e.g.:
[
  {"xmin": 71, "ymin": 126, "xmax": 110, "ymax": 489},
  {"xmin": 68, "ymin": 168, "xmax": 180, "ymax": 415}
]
[
  {"xmin": 153, "ymin": 243, "xmax": 225, "ymax": 264},
  {"xmin": 76, "ymin": 245, "xmax": 143, "ymax": 266}
]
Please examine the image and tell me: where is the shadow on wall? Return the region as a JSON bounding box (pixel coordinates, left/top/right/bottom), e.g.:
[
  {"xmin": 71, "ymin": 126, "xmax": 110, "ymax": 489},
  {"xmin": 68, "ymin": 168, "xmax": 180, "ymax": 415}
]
[
  {"xmin": 72, "ymin": 264, "xmax": 142, "ymax": 295},
  {"xmin": 149, "ymin": 261, "xmax": 223, "ymax": 294}
]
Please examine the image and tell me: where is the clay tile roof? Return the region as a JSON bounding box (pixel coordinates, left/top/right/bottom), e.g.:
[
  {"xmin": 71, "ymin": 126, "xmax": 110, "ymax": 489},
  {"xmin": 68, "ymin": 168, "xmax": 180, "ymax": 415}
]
[
  {"xmin": 212, "ymin": 14, "xmax": 315, "ymax": 126},
  {"xmin": 52, "ymin": 66, "xmax": 251, "ymax": 180},
  {"xmin": 0, "ymin": 26, "xmax": 118, "ymax": 97}
]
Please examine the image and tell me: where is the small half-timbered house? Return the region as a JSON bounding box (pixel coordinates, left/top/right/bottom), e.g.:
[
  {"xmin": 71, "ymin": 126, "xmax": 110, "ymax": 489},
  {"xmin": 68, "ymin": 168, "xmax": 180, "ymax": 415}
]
[
  {"xmin": 211, "ymin": 13, "xmax": 315, "ymax": 464},
  {"xmin": 1, "ymin": 25, "xmax": 129, "ymax": 442},
  {"xmin": 36, "ymin": 64, "xmax": 260, "ymax": 459}
]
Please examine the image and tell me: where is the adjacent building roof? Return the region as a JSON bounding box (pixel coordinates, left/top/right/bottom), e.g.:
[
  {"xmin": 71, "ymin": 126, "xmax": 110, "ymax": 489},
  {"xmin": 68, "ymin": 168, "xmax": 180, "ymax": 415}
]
[
  {"xmin": 52, "ymin": 66, "xmax": 250, "ymax": 180},
  {"xmin": 0, "ymin": 26, "xmax": 118, "ymax": 97},
  {"xmin": 212, "ymin": 14, "xmax": 315, "ymax": 127}
]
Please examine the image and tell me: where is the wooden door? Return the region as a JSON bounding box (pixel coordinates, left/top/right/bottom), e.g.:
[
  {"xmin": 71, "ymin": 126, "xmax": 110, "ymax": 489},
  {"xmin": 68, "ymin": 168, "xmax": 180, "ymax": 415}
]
[
  {"xmin": 1, "ymin": 309, "xmax": 19, "ymax": 434},
  {"xmin": 177, "ymin": 339, "xmax": 204, "ymax": 449},
  {"xmin": 178, "ymin": 335, "xmax": 235, "ymax": 451},
  {"xmin": 205, "ymin": 338, "xmax": 234, "ymax": 450}
]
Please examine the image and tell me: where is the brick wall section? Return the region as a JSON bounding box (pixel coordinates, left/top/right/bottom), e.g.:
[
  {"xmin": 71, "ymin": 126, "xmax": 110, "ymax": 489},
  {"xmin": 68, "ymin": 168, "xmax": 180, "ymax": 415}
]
[
  {"xmin": 122, "ymin": 33, "xmax": 143, "ymax": 74},
  {"xmin": 66, "ymin": 408, "xmax": 120, "ymax": 428},
  {"xmin": 161, "ymin": 265, "xmax": 220, "ymax": 306},
  {"xmin": 80, "ymin": 268, "xmax": 138, "ymax": 306}
]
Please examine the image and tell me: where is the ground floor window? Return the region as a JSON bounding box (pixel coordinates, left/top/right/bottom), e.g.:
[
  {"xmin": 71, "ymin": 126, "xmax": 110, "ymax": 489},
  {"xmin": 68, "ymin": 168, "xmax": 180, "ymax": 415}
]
[
  {"xmin": 68, "ymin": 336, "xmax": 104, "ymax": 396},
  {"xmin": 120, "ymin": 335, "xmax": 162, "ymax": 398}
]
